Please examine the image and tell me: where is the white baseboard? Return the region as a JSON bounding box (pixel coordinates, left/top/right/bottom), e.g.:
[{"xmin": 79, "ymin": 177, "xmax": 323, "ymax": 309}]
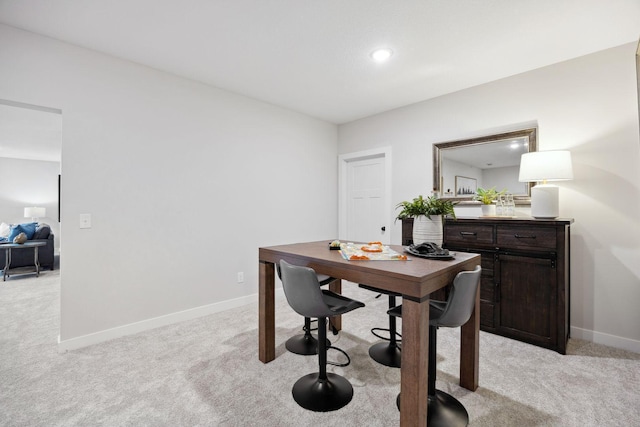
[
  {"xmin": 58, "ymin": 287, "xmax": 286, "ymax": 352},
  {"xmin": 570, "ymin": 326, "xmax": 640, "ymax": 354},
  {"xmin": 57, "ymin": 292, "xmax": 640, "ymax": 355}
]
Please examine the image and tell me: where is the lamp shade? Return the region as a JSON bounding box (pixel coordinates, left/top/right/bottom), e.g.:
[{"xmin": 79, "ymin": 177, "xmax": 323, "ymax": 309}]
[
  {"xmin": 518, "ymin": 150, "xmax": 573, "ymax": 182},
  {"xmin": 518, "ymin": 150, "xmax": 573, "ymax": 219},
  {"xmin": 24, "ymin": 207, "xmax": 46, "ymax": 218}
]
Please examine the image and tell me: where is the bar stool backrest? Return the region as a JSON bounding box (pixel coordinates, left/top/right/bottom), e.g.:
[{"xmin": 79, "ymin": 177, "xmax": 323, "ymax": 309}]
[
  {"xmin": 280, "ymin": 260, "xmax": 331, "ymax": 318},
  {"xmin": 434, "ymin": 266, "xmax": 482, "ymax": 328}
]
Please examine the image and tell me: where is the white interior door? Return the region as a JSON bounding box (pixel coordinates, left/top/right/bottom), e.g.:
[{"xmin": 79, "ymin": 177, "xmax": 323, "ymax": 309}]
[{"xmin": 339, "ymin": 147, "xmax": 391, "ymax": 244}]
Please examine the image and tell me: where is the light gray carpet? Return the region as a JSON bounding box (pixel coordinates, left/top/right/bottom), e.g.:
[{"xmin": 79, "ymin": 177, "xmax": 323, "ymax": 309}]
[{"xmin": 1, "ymin": 268, "xmax": 639, "ymax": 426}]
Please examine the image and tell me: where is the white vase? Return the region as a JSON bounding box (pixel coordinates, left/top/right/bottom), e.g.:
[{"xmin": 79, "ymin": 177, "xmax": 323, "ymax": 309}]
[
  {"xmin": 412, "ymin": 215, "xmax": 443, "ymax": 246},
  {"xmin": 481, "ymin": 204, "xmax": 496, "ymax": 216}
]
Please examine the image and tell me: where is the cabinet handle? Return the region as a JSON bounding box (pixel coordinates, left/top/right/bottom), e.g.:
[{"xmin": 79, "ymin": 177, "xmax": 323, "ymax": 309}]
[
  {"xmin": 514, "ymin": 234, "xmax": 536, "ymax": 239},
  {"xmin": 459, "ymin": 231, "xmax": 477, "ymax": 236}
]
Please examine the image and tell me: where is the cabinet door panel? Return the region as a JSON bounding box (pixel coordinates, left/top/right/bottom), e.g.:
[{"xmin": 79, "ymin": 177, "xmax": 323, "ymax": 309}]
[{"xmin": 496, "ymin": 254, "xmax": 557, "ymax": 347}]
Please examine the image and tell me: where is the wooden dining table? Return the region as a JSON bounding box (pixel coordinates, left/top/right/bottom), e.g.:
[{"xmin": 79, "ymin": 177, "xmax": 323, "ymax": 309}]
[{"xmin": 258, "ymin": 241, "xmax": 481, "ymax": 426}]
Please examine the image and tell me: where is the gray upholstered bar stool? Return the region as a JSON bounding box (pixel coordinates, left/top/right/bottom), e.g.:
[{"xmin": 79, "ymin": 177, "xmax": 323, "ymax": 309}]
[
  {"xmin": 276, "ymin": 263, "xmax": 336, "ymax": 355},
  {"xmin": 280, "ymin": 260, "xmax": 365, "ymax": 412},
  {"xmin": 391, "ymin": 266, "xmax": 481, "ymax": 427},
  {"xmin": 358, "ymin": 284, "xmax": 402, "ymax": 368}
]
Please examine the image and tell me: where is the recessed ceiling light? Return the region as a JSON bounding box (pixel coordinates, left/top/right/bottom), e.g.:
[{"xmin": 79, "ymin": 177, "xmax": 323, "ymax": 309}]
[{"xmin": 370, "ymin": 48, "xmax": 393, "ymax": 62}]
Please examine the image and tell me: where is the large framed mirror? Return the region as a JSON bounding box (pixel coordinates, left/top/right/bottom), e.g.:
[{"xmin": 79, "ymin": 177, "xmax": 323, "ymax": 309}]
[{"xmin": 433, "ymin": 128, "xmax": 537, "ymax": 204}]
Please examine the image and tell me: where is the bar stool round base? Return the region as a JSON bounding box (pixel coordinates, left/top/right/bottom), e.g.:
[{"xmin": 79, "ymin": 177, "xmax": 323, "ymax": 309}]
[
  {"xmin": 285, "ymin": 334, "xmax": 330, "ymax": 356},
  {"xmin": 369, "ymin": 342, "xmax": 402, "ymax": 368},
  {"xmin": 396, "ymin": 390, "xmax": 469, "ymax": 427},
  {"xmin": 292, "ymin": 373, "xmax": 353, "ymax": 412}
]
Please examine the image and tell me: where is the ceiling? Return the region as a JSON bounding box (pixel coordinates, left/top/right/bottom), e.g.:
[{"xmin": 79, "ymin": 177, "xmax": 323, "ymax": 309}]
[
  {"xmin": 0, "ymin": 1, "xmax": 639, "ymax": 160},
  {"xmin": 443, "ymin": 137, "xmax": 529, "ymax": 170}
]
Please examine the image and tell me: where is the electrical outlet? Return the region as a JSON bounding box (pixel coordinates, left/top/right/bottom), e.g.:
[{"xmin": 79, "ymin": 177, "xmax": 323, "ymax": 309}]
[{"xmin": 237, "ymin": 272, "xmax": 244, "ymax": 283}]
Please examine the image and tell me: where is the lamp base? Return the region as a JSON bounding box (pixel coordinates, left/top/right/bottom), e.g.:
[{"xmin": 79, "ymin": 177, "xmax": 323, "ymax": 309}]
[{"xmin": 531, "ymin": 184, "xmax": 559, "ymax": 219}]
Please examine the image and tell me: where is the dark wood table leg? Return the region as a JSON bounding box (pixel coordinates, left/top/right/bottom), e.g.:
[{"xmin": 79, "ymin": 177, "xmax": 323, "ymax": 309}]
[
  {"xmin": 259, "ymin": 261, "xmax": 275, "ymax": 363},
  {"xmin": 459, "ymin": 283, "xmax": 480, "ymax": 391},
  {"xmin": 328, "ymin": 279, "xmax": 342, "ymax": 332},
  {"xmin": 399, "ymin": 297, "xmax": 429, "ymax": 426}
]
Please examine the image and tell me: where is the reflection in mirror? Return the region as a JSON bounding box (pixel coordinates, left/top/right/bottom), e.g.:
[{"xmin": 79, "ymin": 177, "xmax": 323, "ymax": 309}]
[{"xmin": 433, "ymin": 128, "xmax": 537, "ymax": 203}]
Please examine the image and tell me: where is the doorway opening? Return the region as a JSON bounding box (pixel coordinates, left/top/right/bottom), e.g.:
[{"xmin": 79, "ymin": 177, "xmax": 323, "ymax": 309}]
[{"xmin": 0, "ymin": 99, "xmax": 62, "ymax": 269}]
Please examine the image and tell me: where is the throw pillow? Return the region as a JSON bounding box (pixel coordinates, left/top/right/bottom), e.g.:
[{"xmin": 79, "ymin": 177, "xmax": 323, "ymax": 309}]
[
  {"xmin": 21, "ymin": 222, "xmax": 37, "ymax": 239},
  {"xmin": 13, "ymin": 232, "xmax": 27, "ymax": 244},
  {"xmin": 7, "ymin": 222, "xmax": 37, "ymax": 242},
  {"xmin": 7, "ymin": 225, "xmax": 22, "ymax": 243},
  {"xmin": 33, "ymin": 223, "xmax": 51, "ymax": 240},
  {"xmin": 0, "ymin": 222, "xmax": 10, "ymax": 238}
]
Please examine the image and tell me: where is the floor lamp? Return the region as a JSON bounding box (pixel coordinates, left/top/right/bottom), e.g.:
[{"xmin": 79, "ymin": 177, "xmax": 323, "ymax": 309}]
[{"xmin": 518, "ymin": 151, "xmax": 573, "ymax": 219}]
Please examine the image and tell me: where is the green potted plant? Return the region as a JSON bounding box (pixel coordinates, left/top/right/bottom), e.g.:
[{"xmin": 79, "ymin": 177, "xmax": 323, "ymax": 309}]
[
  {"xmin": 395, "ymin": 195, "xmax": 456, "ymax": 220},
  {"xmin": 395, "ymin": 195, "xmax": 456, "ymax": 245},
  {"xmin": 474, "ymin": 187, "xmax": 505, "ymax": 216}
]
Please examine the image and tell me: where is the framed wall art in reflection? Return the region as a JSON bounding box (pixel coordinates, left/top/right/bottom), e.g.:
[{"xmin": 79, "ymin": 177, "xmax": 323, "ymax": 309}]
[{"xmin": 455, "ymin": 176, "xmax": 477, "ymax": 196}]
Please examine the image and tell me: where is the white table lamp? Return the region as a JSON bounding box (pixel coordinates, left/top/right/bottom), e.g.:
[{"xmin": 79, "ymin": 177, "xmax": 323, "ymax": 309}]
[
  {"xmin": 519, "ymin": 151, "xmax": 573, "ymax": 219},
  {"xmin": 24, "ymin": 207, "xmax": 46, "ymax": 222}
]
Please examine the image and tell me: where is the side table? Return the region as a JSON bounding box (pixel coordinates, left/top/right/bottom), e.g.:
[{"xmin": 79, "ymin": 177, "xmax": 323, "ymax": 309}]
[{"xmin": 0, "ymin": 241, "xmax": 47, "ymax": 281}]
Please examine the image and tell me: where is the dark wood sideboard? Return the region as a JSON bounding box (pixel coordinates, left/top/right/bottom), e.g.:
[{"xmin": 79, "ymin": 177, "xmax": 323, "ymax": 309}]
[{"xmin": 402, "ymin": 217, "xmax": 573, "ymax": 354}]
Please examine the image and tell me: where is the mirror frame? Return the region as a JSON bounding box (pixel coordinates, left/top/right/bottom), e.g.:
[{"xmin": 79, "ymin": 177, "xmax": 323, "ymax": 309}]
[{"xmin": 433, "ymin": 127, "xmax": 537, "ymax": 204}]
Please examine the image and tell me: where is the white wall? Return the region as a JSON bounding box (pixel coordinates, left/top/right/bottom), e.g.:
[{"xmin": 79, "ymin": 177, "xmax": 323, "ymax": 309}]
[
  {"xmin": 442, "ymin": 161, "xmax": 523, "ymax": 197},
  {"xmin": 0, "ymin": 25, "xmax": 338, "ymax": 347},
  {"xmin": 442, "ymin": 157, "xmax": 482, "ymax": 195},
  {"xmin": 483, "ymin": 165, "xmax": 525, "ymax": 195},
  {"xmin": 338, "ymin": 43, "xmax": 640, "ymax": 352},
  {"xmin": 0, "ymin": 157, "xmax": 61, "ymax": 250}
]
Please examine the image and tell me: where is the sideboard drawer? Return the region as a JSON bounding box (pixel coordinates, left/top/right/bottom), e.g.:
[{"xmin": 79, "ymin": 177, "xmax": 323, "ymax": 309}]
[
  {"xmin": 496, "ymin": 226, "xmax": 556, "ymax": 249},
  {"xmin": 481, "ymin": 253, "xmax": 495, "ymax": 271},
  {"xmin": 480, "ymin": 301, "xmax": 495, "ymax": 328},
  {"xmin": 480, "ymin": 276, "xmax": 495, "ymax": 301},
  {"xmin": 445, "ymin": 224, "xmax": 494, "ymax": 245}
]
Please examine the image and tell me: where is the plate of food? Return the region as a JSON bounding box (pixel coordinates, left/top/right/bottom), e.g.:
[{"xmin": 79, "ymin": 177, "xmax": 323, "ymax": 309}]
[
  {"xmin": 360, "ymin": 241, "xmax": 384, "ymax": 252},
  {"xmin": 339, "ymin": 241, "xmax": 408, "ymax": 261}
]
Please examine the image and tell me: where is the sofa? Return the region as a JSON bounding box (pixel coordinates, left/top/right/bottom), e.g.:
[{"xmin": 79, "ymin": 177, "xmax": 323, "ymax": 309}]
[{"xmin": 0, "ymin": 223, "xmax": 55, "ymax": 271}]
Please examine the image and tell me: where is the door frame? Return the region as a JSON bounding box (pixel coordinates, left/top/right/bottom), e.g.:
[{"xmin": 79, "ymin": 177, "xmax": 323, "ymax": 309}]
[{"xmin": 338, "ymin": 146, "xmax": 392, "ymax": 243}]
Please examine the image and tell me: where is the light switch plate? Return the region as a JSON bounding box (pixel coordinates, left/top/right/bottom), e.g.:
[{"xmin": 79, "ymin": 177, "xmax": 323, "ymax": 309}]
[{"xmin": 79, "ymin": 213, "xmax": 91, "ymax": 229}]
